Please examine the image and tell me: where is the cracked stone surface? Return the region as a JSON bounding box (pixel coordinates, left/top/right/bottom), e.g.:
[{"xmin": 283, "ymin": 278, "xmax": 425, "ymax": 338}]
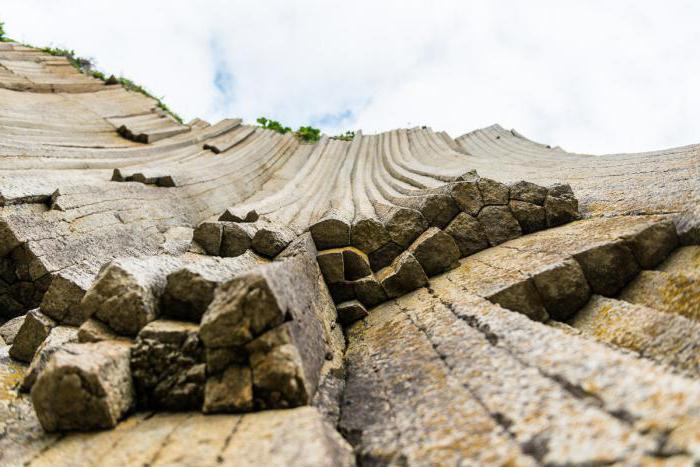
[{"xmin": 0, "ymin": 42, "xmax": 698, "ymax": 465}]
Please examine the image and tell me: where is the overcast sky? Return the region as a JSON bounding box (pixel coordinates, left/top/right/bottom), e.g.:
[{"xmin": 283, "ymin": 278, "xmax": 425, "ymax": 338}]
[{"xmin": 3, "ymin": 1, "xmax": 699, "ymax": 154}]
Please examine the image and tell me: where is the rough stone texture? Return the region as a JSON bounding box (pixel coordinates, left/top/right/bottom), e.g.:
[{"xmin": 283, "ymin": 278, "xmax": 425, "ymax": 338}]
[
  {"xmin": 0, "ymin": 43, "xmax": 697, "ymax": 462},
  {"xmin": 316, "ymin": 249, "xmax": 344, "ymax": 284},
  {"xmin": 203, "ymin": 365, "xmax": 253, "ymax": 413},
  {"xmin": 336, "ymin": 300, "xmax": 368, "ymax": 326},
  {"xmin": 21, "ymin": 325, "xmax": 78, "ymax": 391},
  {"xmin": 619, "ymin": 270, "xmax": 700, "ymax": 321},
  {"xmin": 545, "ymin": 183, "xmax": 579, "ymax": 227},
  {"xmin": 573, "ymin": 295, "xmax": 700, "ymax": 378},
  {"xmin": 376, "ymin": 251, "xmax": 429, "ymax": 299},
  {"xmin": 251, "ymin": 222, "xmax": 296, "ymax": 257},
  {"xmin": 574, "ymin": 241, "xmax": 640, "ymax": 296},
  {"xmin": 407, "ymin": 227, "xmax": 461, "ymax": 276},
  {"xmin": 444, "ymin": 212, "xmax": 490, "ymax": 256},
  {"xmin": 510, "ymin": 180, "xmax": 547, "ymax": 205},
  {"xmin": 10, "ymin": 309, "xmax": 56, "ymax": 363},
  {"xmin": 0, "ymin": 314, "xmax": 25, "ymax": 345},
  {"xmin": 161, "ymin": 253, "xmax": 263, "ymax": 322},
  {"xmin": 352, "ymin": 275, "xmax": 387, "ymax": 308},
  {"xmin": 509, "ymin": 199, "xmax": 547, "ymax": 233},
  {"xmin": 341, "ymin": 247, "xmax": 372, "ymax": 280},
  {"xmin": 78, "ymin": 318, "xmax": 124, "ymax": 343},
  {"xmin": 82, "ymin": 255, "xmax": 185, "ymax": 336},
  {"xmin": 477, "ymin": 205, "xmax": 522, "ymax": 246},
  {"xmin": 221, "ymin": 222, "xmax": 259, "ymax": 257},
  {"xmin": 478, "ymin": 177, "xmax": 509, "ymax": 205},
  {"xmin": 219, "ymin": 207, "xmax": 259, "ymax": 223},
  {"xmin": 31, "ymin": 341, "xmax": 134, "ymax": 431},
  {"xmin": 130, "ymin": 320, "xmax": 205, "ymax": 410}
]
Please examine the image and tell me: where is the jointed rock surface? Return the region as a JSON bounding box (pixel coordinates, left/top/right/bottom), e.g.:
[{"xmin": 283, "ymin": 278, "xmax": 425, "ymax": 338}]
[{"xmin": 0, "ymin": 43, "xmax": 698, "ymax": 466}]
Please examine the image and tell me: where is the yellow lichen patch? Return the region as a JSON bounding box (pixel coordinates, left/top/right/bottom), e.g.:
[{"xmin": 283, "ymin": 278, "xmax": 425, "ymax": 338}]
[{"xmin": 0, "ymin": 352, "xmax": 26, "ymax": 401}]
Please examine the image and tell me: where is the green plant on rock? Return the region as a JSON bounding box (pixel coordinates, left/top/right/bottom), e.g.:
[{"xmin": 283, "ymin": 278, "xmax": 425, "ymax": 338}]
[
  {"xmin": 296, "ymin": 125, "xmax": 321, "ymax": 142},
  {"xmin": 0, "ymin": 21, "xmax": 8, "ymax": 42},
  {"xmin": 333, "ymin": 130, "xmax": 355, "ymax": 141},
  {"xmin": 257, "ymin": 117, "xmax": 292, "ymax": 134}
]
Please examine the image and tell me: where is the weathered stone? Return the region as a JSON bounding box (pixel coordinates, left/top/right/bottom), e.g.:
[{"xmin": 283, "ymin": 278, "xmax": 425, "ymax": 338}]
[
  {"xmin": 10, "ymin": 309, "xmax": 56, "ymax": 363},
  {"xmin": 351, "ymin": 218, "xmax": 391, "ymax": 254},
  {"xmin": 131, "ymin": 320, "xmax": 205, "ymax": 410},
  {"xmin": 487, "ymin": 278, "xmax": 550, "ymax": 322},
  {"xmin": 31, "ymin": 341, "xmax": 134, "ymax": 431},
  {"xmin": 40, "ymin": 268, "xmax": 91, "ymax": 326},
  {"xmin": 219, "ymin": 207, "xmax": 259, "ymax": 223},
  {"xmin": 327, "ymin": 281, "xmax": 355, "ymax": 303},
  {"xmin": 545, "ymin": 184, "xmax": 579, "ymax": 227},
  {"xmin": 449, "ymin": 181, "xmax": 483, "ymax": 215},
  {"xmin": 417, "ymin": 194, "xmax": 461, "ymax": 228},
  {"xmin": 221, "ymin": 222, "xmax": 258, "ymax": 257},
  {"xmin": 383, "ymin": 207, "xmax": 429, "ymax": 248},
  {"xmin": 310, "ymin": 211, "xmax": 351, "ymax": 250},
  {"xmin": 317, "ymin": 249, "xmax": 344, "ymax": 284},
  {"xmin": 408, "ymin": 227, "xmax": 461, "ymax": 276},
  {"xmin": 367, "ymin": 241, "xmax": 404, "ymax": 271},
  {"xmin": 161, "ymin": 254, "xmax": 262, "ymax": 322},
  {"xmin": 510, "ymin": 180, "xmax": 547, "ymax": 205},
  {"xmin": 78, "ymin": 318, "xmax": 123, "ymax": 343},
  {"xmin": 509, "ymin": 200, "xmax": 546, "ymax": 233},
  {"xmin": 251, "ymin": 223, "xmax": 296, "ymax": 257},
  {"xmin": 336, "ymin": 300, "xmax": 368, "ymax": 326},
  {"xmin": 0, "ymin": 314, "xmax": 25, "ymax": 345},
  {"xmin": 193, "ymin": 221, "xmax": 223, "ymax": 256},
  {"xmin": 619, "ymin": 270, "xmax": 700, "ymax": 321},
  {"xmin": 21, "ymin": 325, "xmax": 78, "ymax": 391},
  {"xmin": 250, "ymin": 342, "xmax": 309, "ymax": 409},
  {"xmin": 532, "ymin": 259, "xmax": 591, "ymax": 321},
  {"xmin": 444, "ymin": 212, "xmax": 490, "ymax": 257},
  {"xmin": 623, "ymin": 220, "xmax": 679, "ymax": 269},
  {"xmin": 478, "ymin": 178, "xmax": 509, "ymax": 205},
  {"xmin": 377, "ymin": 251, "xmax": 429, "ymax": 299},
  {"xmin": 574, "ymin": 241, "xmax": 640, "ymax": 296},
  {"xmin": 202, "ymin": 365, "xmax": 253, "ymax": 413},
  {"xmin": 81, "ymin": 256, "xmax": 184, "ymax": 336},
  {"xmin": 205, "ymin": 346, "xmax": 247, "ymax": 374},
  {"xmin": 352, "ymin": 275, "xmax": 388, "ymax": 308},
  {"xmin": 477, "ymin": 205, "xmax": 522, "ymax": 246},
  {"xmin": 342, "ymin": 247, "xmax": 372, "ymax": 280}
]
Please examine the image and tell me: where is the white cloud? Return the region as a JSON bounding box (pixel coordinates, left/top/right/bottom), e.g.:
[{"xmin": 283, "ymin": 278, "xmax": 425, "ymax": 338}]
[{"xmin": 3, "ymin": 0, "xmax": 700, "ymax": 153}]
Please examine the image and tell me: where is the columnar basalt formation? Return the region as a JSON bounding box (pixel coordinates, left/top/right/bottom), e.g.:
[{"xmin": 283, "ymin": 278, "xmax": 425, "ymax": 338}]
[{"xmin": 0, "ymin": 42, "xmax": 698, "ymax": 466}]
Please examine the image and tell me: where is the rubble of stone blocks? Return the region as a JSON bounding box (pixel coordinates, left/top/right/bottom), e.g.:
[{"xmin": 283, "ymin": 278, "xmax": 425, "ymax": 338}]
[
  {"xmin": 3, "ymin": 234, "xmax": 342, "ymax": 432},
  {"xmin": 311, "ymin": 177, "xmax": 579, "ymax": 322}
]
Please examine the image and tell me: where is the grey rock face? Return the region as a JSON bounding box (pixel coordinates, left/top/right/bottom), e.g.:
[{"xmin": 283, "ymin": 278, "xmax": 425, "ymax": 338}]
[
  {"xmin": 10, "ymin": 309, "xmax": 56, "ymax": 363},
  {"xmin": 445, "ymin": 212, "xmax": 490, "ymax": 256},
  {"xmin": 161, "ymin": 254, "xmax": 263, "ymax": 322},
  {"xmin": 342, "ymin": 247, "xmax": 372, "ymax": 280},
  {"xmin": 477, "ymin": 205, "xmax": 522, "ymax": 246},
  {"xmin": 352, "ymin": 275, "xmax": 387, "ymax": 308},
  {"xmin": 193, "ymin": 222, "xmax": 223, "ymax": 256},
  {"xmin": 367, "ymin": 241, "xmax": 403, "ymax": 271},
  {"xmin": 21, "ymin": 325, "xmax": 78, "ymax": 392},
  {"xmin": 310, "ymin": 212, "xmax": 351, "ymax": 249},
  {"xmin": 317, "ymin": 249, "xmax": 344, "ymax": 284},
  {"xmin": 131, "ymin": 320, "xmax": 205, "ymax": 410},
  {"xmin": 31, "ymin": 341, "xmax": 134, "ymax": 431},
  {"xmin": 0, "ymin": 314, "xmax": 25, "ymax": 345},
  {"xmin": 81, "ymin": 256, "xmax": 184, "ymax": 336},
  {"xmin": 449, "ymin": 181, "xmax": 483, "ymax": 215},
  {"xmin": 336, "ymin": 300, "xmax": 368, "ymax": 326},
  {"xmin": 510, "ymin": 180, "xmax": 547, "ymax": 205},
  {"xmin": 251, "ymin": 223, "xmax": 296, "ymax": 257},
  {"xmin": 478, "ymin": 178, "xmax": 509, "ymax": 205},
  {"xmin": 509, "ymin": 200, "xmax": 546, "ymax": 234},
  {"xmin": 545, "ymin": 184, "xmax": 579, "ymax": 227},
  {"xmin": 221, "ymin": 222, "xmax": 258, "ymax": 257},
  {"xmin": 623, "ymin": 220, "xmax": 679, "ymax": 269},
  {"xmin": 351, "ymin": 218, "xmax": 391, "ymax": 254},
  {"xmin": 203, "ymin": 365, "xmax": 253, "ymax": 413},
  {"xmin": 78, "ymin": 318, "xmax": 123, "ymax": 343},
  {"xmin": 417, "ymin": 194, "xmax": 460, "ymax": 228},
  {"xmin": 377, "ymin": 251, "xmax": 429, "ymax": 299},
  {"xmin": 574, "ymin": 242, "xmax": 640, "ymax": 296},
  {"xmin": 383, "ymin": 207, "xmax": 428, "ymax": 248},
  {"xmin": 40, "ymin": 269, "xmax": 91, "ymax": 326},
  {"xmin": 408, "ymin": 227, "xmax": 461, "ymax": 276},
  {"xmin": 532, "ymin": 259, "xmax": 591, "ymax": 321}
]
